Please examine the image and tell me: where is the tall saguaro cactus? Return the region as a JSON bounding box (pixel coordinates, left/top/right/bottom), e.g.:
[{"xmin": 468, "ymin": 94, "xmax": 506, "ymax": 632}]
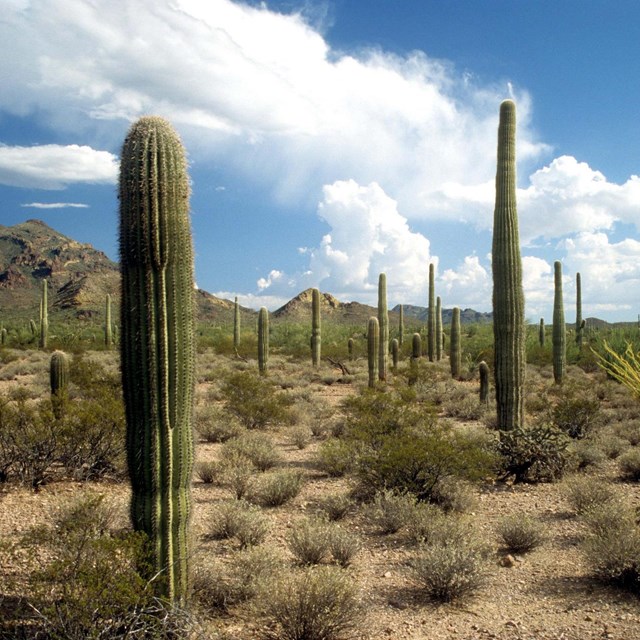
[
  {"xmin": 367, "ymin": 317, "xmax": 379, "ymax": 389},
  {"xmin": 258, "ymin": 307, "xmax": 269, "ymax": 375},
  {"xmin": 575, "ymin": 272, "xmax": 583, "ymax": 348},
  {"xmin": 553, "ymin": 261, "xmax": 566, "ymax": 384},
  {"xmin": 39, "ymin": 279, "xmax": 48, "ymax": 349},
  {"xmin": 427, "ymin": 263, "xmax": 436, "ymax": 362},
  {"xmin": 539, "ymin": 318, "xmax": 545, "ymax": 347},
  {"xmin": 450, "ymin": 307, "xmax": 461, "ymax": 379},
  {"xmin": 435, "ymin": 296, "xmax": 443, "ymax": 361},
  {"xmin": 104, "ymin": 293, "xmax": 112, "ymax": 349},
  {"xmin": 234, "ymin": 296, "xmax": 240, "ymax": 351},
  {"xmin": 50, "ymin": 350, "xmax": 69, "ymax": 419},
  {"xmin": 378, "ymin": 274, "xmax": 388, "ymax": 381},
  {"xmin": 119, "ymin": 116, "xmax": 195, "ymax": 604},
  {"xmin": 398, "ymin": 304, "xmax": 404, "ymax": 347},
  {"xmin": 492, "ymin": 100, "xmax": 525, "ymax": 431},
  {"xmin": 311, "ymin": 288, "xmax": 321, "ymax": 367}
]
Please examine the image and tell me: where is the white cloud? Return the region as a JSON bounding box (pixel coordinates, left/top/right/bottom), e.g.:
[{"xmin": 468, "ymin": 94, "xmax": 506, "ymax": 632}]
[
  {"xmin": 21, "ymin": 202, "xmax": 89, "ymax": 208},
  {"xmin": 0, "ymin": 0, "xmax": 546, "ymax": 210},
  {"xmin": 0, "ymin": 144, "xmax": 118, "ymax": 189},
  {"xmin": 440, "ymin": 255, "xmax": 490, "ymax": 308}
]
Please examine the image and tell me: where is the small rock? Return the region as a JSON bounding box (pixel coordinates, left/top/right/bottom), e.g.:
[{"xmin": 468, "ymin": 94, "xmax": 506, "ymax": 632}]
[{"xmin": 499, "ymin": 554, "xmax": 516, "ymax": 567}]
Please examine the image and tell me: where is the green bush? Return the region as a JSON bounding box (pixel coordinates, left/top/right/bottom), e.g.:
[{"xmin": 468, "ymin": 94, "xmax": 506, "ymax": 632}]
[
  {"xmin": 496, "ymin": 514, "xmax": 545, "ymax": 553},
  {"xmin": 327, "ymin": 526, "xmax": 361, "ymax": 568},
  {"xmin": 498, "ymin": 424, "xmax": 570, "ymax": 483},
  {"xmin": 221, "ymin": 432, "xmax": 281, "ymax": 472},
  {"xmin": 222, "ymin": 370, "xmax": 294, "ymax": 430},
  {"xmin": 207, "ymin": 500, "xmax": 269, "ymax": 548},
  {"xmin": 317, "ymin": 493, "xmax": 354, "ymax": 521},
  {"xmin": 563, "ymin": 475, "xmax": 617, "ymax": 515},
  {"xmin": 618, "ymin": 448, "xmax": 640, "ymax": 481},
  {"xmin": 364, "ymin": 489, "xmax": 417, "ymax": 534},
  {"xmin": 250, "ymin": 469, "xmax": 304, "ymax": 507},
  {"xmin": 195, "ymin": 404, "xmax": 244, "ymax": 442},
  {"xmin": 288, "ymin": 518, "xmax": 332, "ymax": 565},
  {"xmin": 551, "ymin": 392, "xmax": 602, "ymax": 439},
  {"xmin": 315, "ymin": 438, "xmax": 354, "ymax": 477}
]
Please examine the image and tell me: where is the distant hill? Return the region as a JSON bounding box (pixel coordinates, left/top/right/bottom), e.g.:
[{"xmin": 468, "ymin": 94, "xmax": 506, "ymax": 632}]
[{"xmin": 392, "ymin": 304, "xmax": 493, "ymax": 325}]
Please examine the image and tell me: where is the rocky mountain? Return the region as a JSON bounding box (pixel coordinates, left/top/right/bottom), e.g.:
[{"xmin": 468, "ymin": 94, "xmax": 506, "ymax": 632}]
[{"xmin": 393, "ymin": 304, "xmax": 493, "ymax": 325}]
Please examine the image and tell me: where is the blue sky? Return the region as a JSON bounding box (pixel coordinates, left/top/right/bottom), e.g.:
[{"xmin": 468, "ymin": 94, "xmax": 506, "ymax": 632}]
[{"xmin": 1, "ymin": 0, "xmax": 639, "ymax": 322}]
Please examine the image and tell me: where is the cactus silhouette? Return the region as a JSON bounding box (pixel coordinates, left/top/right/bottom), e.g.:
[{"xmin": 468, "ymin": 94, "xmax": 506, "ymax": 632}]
[
  {"xmin": 491, "ymin": 100, "xmax": 525, "ymax": 431},
  {"xmin": 553, "ymin": 261, "xmax": 566, "ymax": 384},
  {"xmin": 539, "ymin": 318, "xmax": 545, "ymax": 347},
  {"xmin": 119, "ymin": 115, "xmax": 195, "ymax": 603}
]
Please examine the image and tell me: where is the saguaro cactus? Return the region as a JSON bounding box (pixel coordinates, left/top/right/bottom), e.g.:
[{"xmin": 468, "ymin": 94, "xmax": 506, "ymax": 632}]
[
  {"xmin": 50, "ymin": 350, "xmax": 70, "ymax": 419},
  {"xmin": 427, "ymin": 263, "xmax": 436, "ymax": 362},
  {"xmin": 479, "ymin": 360, "xmax": 490, "ymax": 404},
  {"xmin": 539, "ymin": 318, "xmax": 545, "ymax": 347},
  {"xmin": 119, "ymin": 116, "xmax": 195, "ymax": 604},
  {"xmin": 398, "ymin": 305, "xmax": 404, "ymax": 347},
  {"xmin": 378, "ymin": 274, "xmax": 388, "ymax": 381},
  {"xmin": 391, "ymin": 338, "xmax": 399, "ymax": 371},
  {"xmin": 348, "ymin": 337, "xmax": 354, "ymax": 360},
  {"xmin": 492, "ymin": 100, "xmax": 525, "ymax": 431},
  {"xmin": 553, "ymin": 261, "xmax": 566, "ymax": 384},
  {"xmin": 234, "ymin": 296, "xmax": 240, "ymax": 351},
  {"xmin": 39, "ymin": 279, "xmax": 48, "ymax": 349},
  {"xmin": 367, "ymin": 317, "xmax": 379, "ymax": 388},
  {"xmin": 258, "ymin": 307, "xmax": 269, "ymax": 375},
  {"xmin": 311, "ymin": 288, "xmax": 321, "ymax": 367},
  {"xmin": 450, "ymin": 307, "xmax": 461, "ymax": 379},
  {"xmin": 104, "ymin": 293, "xmax": 112, "ymax": 349},
  {"xmin": 435, "ymin": 296, "xmax": 443, "ymax": 361},
  {"xmin": 411, "ymin": 332, "xmax": 422, "ymax": 361},
  {"xmin": 575, "ymin": 272, "xmax": 583, "ymax": 348}
]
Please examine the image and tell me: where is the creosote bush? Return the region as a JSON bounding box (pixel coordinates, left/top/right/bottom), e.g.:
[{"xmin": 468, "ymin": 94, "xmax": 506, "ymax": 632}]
[
  {"xmin": 364, "ymin": 489, "xmax": 417, "ymax": 534},
  {"xmin": 207, "ymin": 499, "xmax": 269, "ymax": 548},
  {"xmin": 496, "ymin": 513, "xmax": 545, "ymax": 553},
  {"xmin": 250, "ymin": 469, "xmax": 304, "ymax": 507},
  {"xmin": 618, "ymin": 448, "xmax": 640, "ymax": 481},
  {"xmin": 221, "ymin": 431, "xmax": 281, "ymax": 472},
  {"xmin": 563, "ymin": 474, "xmax": 617, "ymax": 515}
]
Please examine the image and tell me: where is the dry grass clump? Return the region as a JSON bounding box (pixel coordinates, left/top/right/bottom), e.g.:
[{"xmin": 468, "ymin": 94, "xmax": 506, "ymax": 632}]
[
  {"xmin": 317, "ymin": 492, "xmax": 355, "ymax": 521},
  {"xmin": 563, "ymin": 474, "xmax": 618, "ymax": 515},
  {"xmin": 364, "ymin": 489, "xmax": 417, "ymax": 534},
  {"xmin": 288, "ymin": 518, "xmax": 333, "ymax": 565},
  {"xmin": 195, "ymin": 404, "xmax": 243, "ymax": 443},
  {"xmin": 254, "ymin": 565, "xmax": 363, "ymax": 640},
  {"xmin": 207, "ymin": 499, "xmax": 269, "ymax": 548},
  {"xmin": 221, "ymin": 432, "xmax": 281, "ymax": 472},
  {"xmin": 618, "ymin": 447, "xmax": 640, "ymax": 481},
  {"xmin": 287, "ymin": 425, "xmax": 312, "ymax": 450},
  {"xmin": 496, "ymin": 513, "xmax": 545, "ymax": 554},
  {"xmin": 250, "ymin": 469, "xmax": 304, "ymax": 507}
]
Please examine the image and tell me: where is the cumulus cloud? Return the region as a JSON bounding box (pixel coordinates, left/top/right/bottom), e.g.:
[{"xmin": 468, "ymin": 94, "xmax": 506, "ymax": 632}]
[
  {"xmin": 440, "ymin": 255, "xmax": 491, "ymax": 308},
  {"xmin": 0, "ymin": 144, "xmax": 118, "ymax": 189},
  {"xmin": 0, "ymin": 0, "xmax": 546, "ymax": 210},
  {"xmin": 21, "ymin": 202, "xmax": 89, "ymax": 208}
]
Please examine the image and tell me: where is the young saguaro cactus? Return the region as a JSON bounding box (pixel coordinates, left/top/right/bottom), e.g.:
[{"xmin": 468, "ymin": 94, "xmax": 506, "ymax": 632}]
[
  {"xmin": 348, "ymin": 337, "xmax": 354, "ymax": 360},
  {"xmin": 539, "ymin": 318, "xmax": 545, "ymax": 347},
  {"xmin": 258, "ymin": 306, "xmax": 269, "ymax": 375},
  {"xmin": 575, "ymin": 272, "xmax": 583, "ymax": 348},
  {"xmin": 391, "ymin": 338, "xmax": 399, "ymax": 371},
  {"xmin": 39, "ymin": 279, "xmax": 48, "ymax": 349},
  {"xmin": 367, "ymin": 317, "xmax": 379, "ymax": 389},
  {"xmin": 234, "ymin": 296, "xmax": 241, "ymax": 351},
  {"xmin": 450, "ymin": 307, "xmax": 461, "ymax": 379},
  {"xmin": 378, "ymin": 273, "xmax": 388, "ymax": 381},
  {"xmin": 427, "ymin": 263, "xmax": 436, "ymax": 362},
  {"xmin": 553, "ymin": 261, "xmax": 566, "ymax": 384},
  {"xmin": 104, "ymin": 293, "xmax": 112, "ymax": 349},
  {"xmin": 50, "ymin": 350, "xmax": 70, "ymax": 419},
  {"xmin": 311, "ymin": 288, "xmax": 321, "ymax": 367},
  {"xmin": 119, "ymin": 116, "xmax": 195, "ymax": 604},
  {"xmin": 479, "ymin": 360, "xmax": 490, "ymax": 404},
  {"xmin": 492, "ymin": 99, "xmax": 525, "ymax": 431}
]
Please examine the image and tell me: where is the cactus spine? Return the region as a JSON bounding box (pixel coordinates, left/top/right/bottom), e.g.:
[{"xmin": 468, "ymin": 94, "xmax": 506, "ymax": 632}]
[
  {"xmin": 233, "ymin": 296, "xmax": 240, "ymax": 351},
  {"xmin": 427, "ymin": 263, "xmax": 436, "ymax": 362},
  {"xmin": 435, "ymin": 296, "xmax": 442, "ymax": 360},
  {"xmin": 39, "ymin": 279, "xmax": 48, "ymax": 349},
  {"xmin": 377, "ymin": 274, "xmax": 388, "ymax": 381},
  {"xmin": 539, "ymin": 318, "xmax": 545, "ymax": 346},
  {"xmin": 311, "ymin": 288, "xmax": 321, "ymax": 367},
  {"xmin": 398, "ymin": 304, "xmax": 404, "ymax": 347},
  {"xmin": 479, "ymin": 360, "xmax": 490, "ymax": 404},
  {"xmin": 119, "ymin": 116, "xmax": 195, "ymax": 604},
  {"xmin": 450, "ymin": 307, "xmax": 461, "ymax": 379},
  {"xmin": 553, "ymin": 261, "xmax": 566, "ymax": 384},
  {"xmin": 258, "ymin": 307, "xmax": 269, "ymax": 375},
  {"xmin": 492, "ymin": 99, "xmax": 525, "ymax": 431},
  {"xmin": 104, "ymin": 293, "xmax": 112, "ymax": 349},
  {"xmin": 50, "ymin": 350, "xmax": 69, "ymax": 419},
  {"xmin": 367, "ymin": 317, "xmax": 379, "ymax": 388},
  {"xmin": 575, "ymin": 272, "xmax": 583, "ymax": 348}
]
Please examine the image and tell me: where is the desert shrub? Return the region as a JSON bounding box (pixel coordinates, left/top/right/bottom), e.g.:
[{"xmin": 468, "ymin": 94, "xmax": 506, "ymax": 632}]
[
  {"xmin": 194, "ymin": 546, "xmax": 284, "ymax": 611},
  {"xmin": 618, "ymin": 448, "xmax": 640, "ymax": 481},
  {"xmin": 195, "ymin": 460, "xmax": 220, "ymax": 484},
  {"xmin": 221, "ymin": 432, "xmax": 281, "ymax": 472},
  {"xmin": 16, "ymin": 494, "xmax": 198, "ymax": 640},
  {"xmin": 498, "ymin": 424, "xmax": 570, "ymax": 483},
  {"xmin": 442, "ymin": 389, "xmax": 488, "ymax": 421},
  {"xmin": 219, "ymin": 454, "xmax": 255, "ymax": 499},
  {"xmin": 429, "ymin": 477, "xmax": 477, "ymax": 513},
  {"xmin": 364, "ymin": 489, "xmax": 417, "ymax": 534},
  {"xmin": 315, "ymin": 438, "xmax": 354, "ymax": 477},
  {"xmin": 288, "ymin": 518, "xmax": 332, "ymax": 565},
  {"xmin": 328, "ymin": 527, "xmax": 361, "ymax": 568},
  {"xmin": 569, "ymin": 439, "xmax": 606, "ymax": 471},
  {"xmin": 288, "ymin": 425, "xmax": 312, "ymax": 450},
  {"xmin": 551, "ymin": 392, "xmax": 602, "ymax": 439},
  {"xmin": 207, "ymin": 500, "xmax": 269, "ymax": 548},
  {"xmin": 222, "ymin": 370, "xmax": 294, "ymax": 430},
  {"xmin": 408, "ymin": 532, "xmax": 488, "ymax": 602},
  {"xmin": 496, "ymin": 514, "xmax": 545, "ymax": 553},
  {"xmin": 250, "ymin": 469, "xmax": 304, "ymax": 507},
  {"xmin": 195, "ymin": 404, "xmax": 244, "ymax": 442},
  {"xmin": 596, "ymin": 432, "xmax": 628, "ymax": 459},
  {"xmin": 254, "ymin": 565, "xmax": 363, "ymax": 640},
  {"xmin": 614, "ymin": 420, "xmax": 640, "ymax": 446},
  {"xmin": 317, "ymin": 493, "xmax": 354, "ymax": 521},
  {"xmin": 563, "ymin": 475, "xmax": 617, "ymax": 515},
  {"xmin": 581, "ymin": 501, "xmax": 640, "ymax": 593}
]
